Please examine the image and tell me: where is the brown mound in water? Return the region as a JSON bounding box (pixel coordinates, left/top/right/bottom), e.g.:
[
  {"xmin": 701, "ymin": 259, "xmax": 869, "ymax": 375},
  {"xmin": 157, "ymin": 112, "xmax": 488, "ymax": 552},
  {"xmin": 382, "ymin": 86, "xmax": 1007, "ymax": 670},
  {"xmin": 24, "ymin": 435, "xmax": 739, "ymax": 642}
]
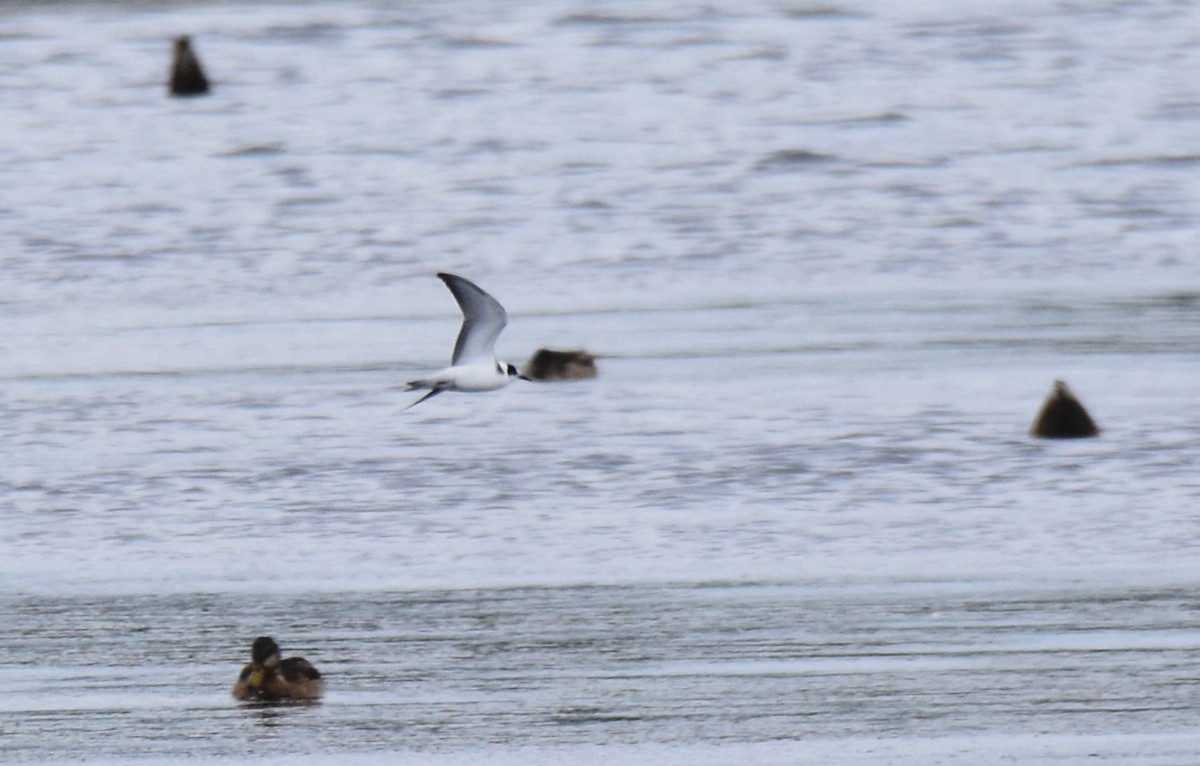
[
  {"xmin": 169, "ymin": 35, "xmax": 210, "ymax": 97},
  {"xmin": 1031, "ymin": 380, "xmax": 1099, "ymax": 438}
]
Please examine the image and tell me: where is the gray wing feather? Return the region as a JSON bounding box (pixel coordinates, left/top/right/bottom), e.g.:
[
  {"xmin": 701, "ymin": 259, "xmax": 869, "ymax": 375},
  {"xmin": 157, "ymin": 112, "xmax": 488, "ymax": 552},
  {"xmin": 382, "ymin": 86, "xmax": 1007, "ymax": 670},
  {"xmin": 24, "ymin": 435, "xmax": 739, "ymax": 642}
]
[{"xmin": 438, "ymin": 273, "xmax": 508, "ymax": 365}]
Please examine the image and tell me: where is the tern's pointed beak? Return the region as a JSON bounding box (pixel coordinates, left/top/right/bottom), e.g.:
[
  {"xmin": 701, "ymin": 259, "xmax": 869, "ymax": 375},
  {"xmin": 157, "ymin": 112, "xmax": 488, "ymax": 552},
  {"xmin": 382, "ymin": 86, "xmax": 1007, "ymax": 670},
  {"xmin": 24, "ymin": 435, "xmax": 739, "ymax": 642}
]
[{"xmin": 519, "ymin": 374, "xmax": 532, "ymax": 382}]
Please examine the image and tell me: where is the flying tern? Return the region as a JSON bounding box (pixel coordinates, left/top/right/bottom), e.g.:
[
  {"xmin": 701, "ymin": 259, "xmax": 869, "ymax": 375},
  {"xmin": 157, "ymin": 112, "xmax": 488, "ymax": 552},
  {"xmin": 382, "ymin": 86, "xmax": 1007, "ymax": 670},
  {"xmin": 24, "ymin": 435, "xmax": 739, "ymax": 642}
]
[{"xmin": 405, "ymin": 272, "xmax": 529, "ymax": 409}]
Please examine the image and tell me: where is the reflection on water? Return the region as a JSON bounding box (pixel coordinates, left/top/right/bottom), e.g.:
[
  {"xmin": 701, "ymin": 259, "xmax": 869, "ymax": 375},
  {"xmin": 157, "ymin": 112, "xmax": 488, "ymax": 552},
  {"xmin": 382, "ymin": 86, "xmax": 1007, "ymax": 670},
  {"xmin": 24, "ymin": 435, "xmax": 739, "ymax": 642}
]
[{"xmin": 241, "ymin": 701, "xmax": 323, "ymax": 727}]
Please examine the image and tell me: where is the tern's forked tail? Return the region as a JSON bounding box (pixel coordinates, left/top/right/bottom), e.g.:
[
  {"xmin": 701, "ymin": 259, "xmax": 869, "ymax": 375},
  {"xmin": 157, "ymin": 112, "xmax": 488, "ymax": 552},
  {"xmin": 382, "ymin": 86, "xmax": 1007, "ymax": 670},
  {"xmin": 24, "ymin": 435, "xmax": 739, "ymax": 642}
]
[{"xmin": 403, "ymin": 388, "xmax": 445, "ymax": 410}]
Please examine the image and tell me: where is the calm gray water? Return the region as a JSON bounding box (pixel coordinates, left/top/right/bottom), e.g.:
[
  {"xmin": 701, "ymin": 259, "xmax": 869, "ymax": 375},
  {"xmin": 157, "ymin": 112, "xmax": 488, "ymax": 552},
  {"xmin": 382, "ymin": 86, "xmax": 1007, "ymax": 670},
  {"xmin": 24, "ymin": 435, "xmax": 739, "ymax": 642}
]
[{"xmin": 2, "ymin": 0, "xmax": 1200, "ymax": 763}]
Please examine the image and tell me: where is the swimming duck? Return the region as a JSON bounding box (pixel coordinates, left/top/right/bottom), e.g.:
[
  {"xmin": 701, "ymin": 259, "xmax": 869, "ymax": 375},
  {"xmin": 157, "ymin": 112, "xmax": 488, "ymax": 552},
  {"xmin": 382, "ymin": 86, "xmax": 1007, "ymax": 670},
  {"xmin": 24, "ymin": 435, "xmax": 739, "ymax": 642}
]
[
  {"xmin": 232, "ymin": 636, "xmax": 324, "ymax": 702},
  {"xmin": 522, "ymin": 348, "xmax": 598, "ymax": 381}
]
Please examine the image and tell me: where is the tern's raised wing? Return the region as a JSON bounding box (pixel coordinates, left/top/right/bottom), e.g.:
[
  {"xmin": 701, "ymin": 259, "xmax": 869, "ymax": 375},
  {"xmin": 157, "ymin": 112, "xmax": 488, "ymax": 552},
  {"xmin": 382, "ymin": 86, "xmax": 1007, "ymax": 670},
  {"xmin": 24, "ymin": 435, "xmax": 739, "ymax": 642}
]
[{"xmin": 438, "ymin": 272, "xmax": 508, "ymax": 366}]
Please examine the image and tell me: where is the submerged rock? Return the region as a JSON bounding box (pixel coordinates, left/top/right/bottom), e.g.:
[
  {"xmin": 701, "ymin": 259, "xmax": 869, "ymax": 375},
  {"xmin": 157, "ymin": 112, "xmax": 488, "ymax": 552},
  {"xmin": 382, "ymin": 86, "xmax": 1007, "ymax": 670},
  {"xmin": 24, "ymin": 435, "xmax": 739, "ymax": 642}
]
[
  {"xmin": 169, "ymin": 35, "xmax": 210, "ymax": 97},
  {"xmin": 523, "ymin": 348, "xmax": 597, "ymax": 381},
  {"xmin": 1031, "ymin": 380, "xmax": 1099, "ymax": 438}
]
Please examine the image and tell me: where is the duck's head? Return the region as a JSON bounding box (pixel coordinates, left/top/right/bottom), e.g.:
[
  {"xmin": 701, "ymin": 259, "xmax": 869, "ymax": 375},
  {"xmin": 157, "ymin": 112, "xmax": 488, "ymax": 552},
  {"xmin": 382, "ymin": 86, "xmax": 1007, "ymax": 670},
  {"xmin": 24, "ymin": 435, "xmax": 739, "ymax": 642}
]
[{"xmin": 250, "ymin": 636, "xmax": 282, "ymax": 668}]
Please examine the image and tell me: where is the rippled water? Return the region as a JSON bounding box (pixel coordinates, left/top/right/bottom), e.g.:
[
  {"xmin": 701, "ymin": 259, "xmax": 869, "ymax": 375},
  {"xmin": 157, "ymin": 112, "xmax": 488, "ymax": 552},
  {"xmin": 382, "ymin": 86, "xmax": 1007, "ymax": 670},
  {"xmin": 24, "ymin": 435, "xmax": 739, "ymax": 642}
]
[
  {"xmin": 2, "ymin": 0, "xmax": 1200, "ymax": 762},
  {"xmin": 6, "ymin": 582, "xmax": 1200, "ymax": 763}
]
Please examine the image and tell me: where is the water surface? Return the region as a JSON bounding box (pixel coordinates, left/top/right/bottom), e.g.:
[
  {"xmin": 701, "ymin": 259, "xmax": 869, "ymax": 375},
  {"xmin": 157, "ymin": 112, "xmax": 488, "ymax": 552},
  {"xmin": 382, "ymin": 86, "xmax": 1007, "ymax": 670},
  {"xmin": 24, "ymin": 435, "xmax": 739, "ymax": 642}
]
[{"xmin": 2, "ymin": 0, "xmax": 1200, "ymax": 762}]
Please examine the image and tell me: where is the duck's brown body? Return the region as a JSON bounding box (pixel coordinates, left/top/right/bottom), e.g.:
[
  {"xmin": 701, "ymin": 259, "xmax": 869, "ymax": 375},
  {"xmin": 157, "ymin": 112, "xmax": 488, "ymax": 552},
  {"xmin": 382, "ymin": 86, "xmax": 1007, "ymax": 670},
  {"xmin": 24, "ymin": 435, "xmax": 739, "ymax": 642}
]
[
  {"xmin": 232, "ymin": 637, "xmax": 324, "ymax": 702},
  {"xmin": 522, "ymin": 348, "xmax": 597, "ymax": 381}
]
